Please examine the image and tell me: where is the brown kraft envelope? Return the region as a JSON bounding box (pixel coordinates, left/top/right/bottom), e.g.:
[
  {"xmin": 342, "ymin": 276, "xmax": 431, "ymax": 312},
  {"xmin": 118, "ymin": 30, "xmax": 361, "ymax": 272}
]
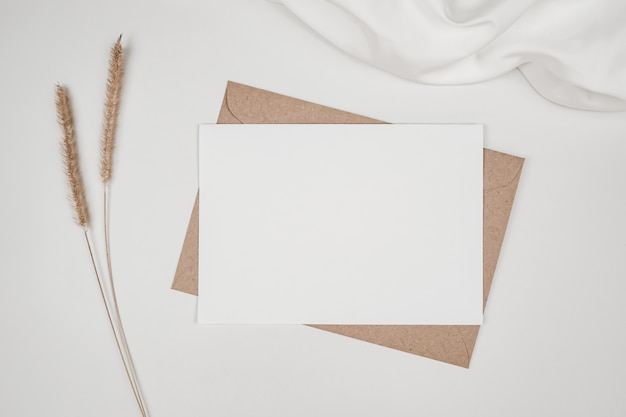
[{"xmin": 172, "ymin": 81, "xmax": 524, "ymax": 368}]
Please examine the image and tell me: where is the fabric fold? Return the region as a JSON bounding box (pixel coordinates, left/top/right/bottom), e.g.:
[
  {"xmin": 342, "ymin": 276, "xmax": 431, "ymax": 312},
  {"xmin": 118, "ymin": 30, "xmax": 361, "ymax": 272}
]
[{"xmin": 276, "ymin": 0, "xmax": 626, "ymax": 111}]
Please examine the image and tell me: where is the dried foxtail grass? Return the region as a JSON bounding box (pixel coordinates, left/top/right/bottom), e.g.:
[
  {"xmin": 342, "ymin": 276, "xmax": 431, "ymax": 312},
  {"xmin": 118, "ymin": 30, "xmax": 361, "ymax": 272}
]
[
  {"xmin": 56, "ymin": 36, "xmax": 148, "ymax": 417},
  {"xmin": 56, "ymin": 84, "xmax": 89, "ymax": 229},
  {"xmin": 100, "ymin": 34, "xmax": 124, "ymax": 184}
]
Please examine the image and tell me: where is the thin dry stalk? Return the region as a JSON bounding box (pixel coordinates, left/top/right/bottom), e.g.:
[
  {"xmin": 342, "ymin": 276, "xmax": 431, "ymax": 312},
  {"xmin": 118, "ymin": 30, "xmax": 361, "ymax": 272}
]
[
  {"xmin": 104, "ymin": 185, "xmax": 149, "ymax": 417},
  {"xmin": 84, "ymin": 230, "xmax": 145, "ymax": 416},
  {"xmin": 56, "ymin": 85, "xmax": 88, "ymax": 229}
]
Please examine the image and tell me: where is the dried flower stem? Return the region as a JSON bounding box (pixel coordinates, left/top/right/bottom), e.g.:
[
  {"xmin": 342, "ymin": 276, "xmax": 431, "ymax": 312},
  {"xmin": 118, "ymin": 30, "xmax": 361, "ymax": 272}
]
[
  {"xmin": 104, "ymin": 185, "xmax": 149, "ymax": 417},
  {"xmin": 99, "ymin": 35, "xmax": 150, "ymax": 417},
  {"xmin": 84, "ymin": 230, "xmax": 145, "ymax": 415}
]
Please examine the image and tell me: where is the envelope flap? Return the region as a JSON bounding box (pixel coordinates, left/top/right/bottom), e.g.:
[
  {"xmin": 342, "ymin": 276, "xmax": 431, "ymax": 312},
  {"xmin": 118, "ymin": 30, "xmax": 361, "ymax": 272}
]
[
  {"xmin": 484, "ymin": 150, "xmax": 524, "ymax": 190},
  {"xmin": 224, "ymin": 81, "xmax": 379, "ymax": 124}
]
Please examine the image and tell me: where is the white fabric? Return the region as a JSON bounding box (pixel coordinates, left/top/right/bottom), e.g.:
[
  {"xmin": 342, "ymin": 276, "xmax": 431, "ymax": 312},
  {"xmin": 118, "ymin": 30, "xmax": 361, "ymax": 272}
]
[{"xmin": 275, "ymin": 0, "xmax": 626, "ymax": 111}]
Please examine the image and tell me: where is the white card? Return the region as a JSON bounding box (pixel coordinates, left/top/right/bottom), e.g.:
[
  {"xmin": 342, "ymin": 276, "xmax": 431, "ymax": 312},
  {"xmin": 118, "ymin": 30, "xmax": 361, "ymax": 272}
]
[{"xmin": 198, "ymin": 124, "xmax": 483, "ymax": 325}]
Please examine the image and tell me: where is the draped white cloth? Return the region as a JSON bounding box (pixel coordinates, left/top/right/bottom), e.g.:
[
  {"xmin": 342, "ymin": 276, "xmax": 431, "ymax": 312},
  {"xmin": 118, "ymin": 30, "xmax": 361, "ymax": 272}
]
[{"xmin": 275, "ymin": 0, "xmax": 626, "ymax": 111}]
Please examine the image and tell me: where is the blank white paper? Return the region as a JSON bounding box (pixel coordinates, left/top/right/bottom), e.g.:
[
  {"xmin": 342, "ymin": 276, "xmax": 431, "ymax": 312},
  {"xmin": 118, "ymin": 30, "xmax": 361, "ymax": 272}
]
[{"xmin": 198, "ymin": 124, "xmax": 483, "ymax": 325}]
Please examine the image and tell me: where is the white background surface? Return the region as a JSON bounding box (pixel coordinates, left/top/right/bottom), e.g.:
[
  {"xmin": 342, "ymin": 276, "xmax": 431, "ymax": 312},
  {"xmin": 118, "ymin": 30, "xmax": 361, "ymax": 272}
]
[
  {"xmin": 1, "ymin": 0, "xmax": 625, "ymax": 416},
  {"xmin": 198, "ymin": 125, "xmax": 483, "ymax": 325}
]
